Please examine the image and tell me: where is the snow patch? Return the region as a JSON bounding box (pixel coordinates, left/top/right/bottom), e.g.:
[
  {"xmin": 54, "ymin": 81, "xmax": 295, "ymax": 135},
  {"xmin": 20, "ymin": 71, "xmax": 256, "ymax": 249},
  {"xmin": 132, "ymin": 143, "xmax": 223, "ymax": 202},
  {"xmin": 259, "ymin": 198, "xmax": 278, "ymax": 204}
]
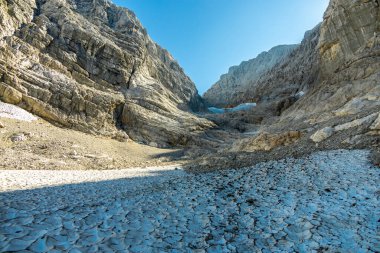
[{"xmin": 0, "ymin": 101, "xmax": 38, "ymax": 122}]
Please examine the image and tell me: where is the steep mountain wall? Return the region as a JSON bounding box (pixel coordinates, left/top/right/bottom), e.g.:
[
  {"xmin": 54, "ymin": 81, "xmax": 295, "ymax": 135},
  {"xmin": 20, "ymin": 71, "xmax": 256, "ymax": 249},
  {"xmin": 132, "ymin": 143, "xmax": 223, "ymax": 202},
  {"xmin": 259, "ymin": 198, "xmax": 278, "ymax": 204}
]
[
  {"xmin": 283, "ymin": 0, "xmax": 380, "ymax": 121},
  {"xmin": 203, "ymin": 45, "xmax": 298, "ymax": 107},
  {"xmin": 0, "ymin": 0, "xmax": 212, "ymax": 147}
]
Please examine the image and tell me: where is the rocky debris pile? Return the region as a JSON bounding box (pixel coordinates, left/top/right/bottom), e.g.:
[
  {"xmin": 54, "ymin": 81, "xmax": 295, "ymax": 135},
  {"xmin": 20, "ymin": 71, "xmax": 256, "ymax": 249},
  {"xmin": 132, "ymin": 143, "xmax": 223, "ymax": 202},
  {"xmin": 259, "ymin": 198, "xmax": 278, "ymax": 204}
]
[
  {"xmin": 0, "ymin": 150, "xmax": 378, "ymax": 252},
  {"xmin": 0, "ymin": 0, "xmax": 213, "ymax": 147}
]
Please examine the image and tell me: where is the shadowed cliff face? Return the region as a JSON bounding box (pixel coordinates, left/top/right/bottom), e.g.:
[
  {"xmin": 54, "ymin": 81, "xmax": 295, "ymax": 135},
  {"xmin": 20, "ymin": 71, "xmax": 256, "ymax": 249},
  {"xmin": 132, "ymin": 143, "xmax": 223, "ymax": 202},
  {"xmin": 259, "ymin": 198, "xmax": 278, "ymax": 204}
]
[{"xmin": 0, "ymin": 0, "xmax": 212, "ymax": 147}]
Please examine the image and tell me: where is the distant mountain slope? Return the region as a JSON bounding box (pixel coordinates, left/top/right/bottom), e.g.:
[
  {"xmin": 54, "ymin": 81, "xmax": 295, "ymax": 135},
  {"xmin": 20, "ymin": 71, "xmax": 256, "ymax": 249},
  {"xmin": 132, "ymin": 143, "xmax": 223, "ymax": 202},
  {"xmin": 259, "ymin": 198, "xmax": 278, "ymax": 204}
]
[
  {"xmin": 0, "ymin": 0, "xmax": 213, "ymax": 147},
  {"xmin": 203, "ymin": 44, "xmax": 298, "ymax": 107}
]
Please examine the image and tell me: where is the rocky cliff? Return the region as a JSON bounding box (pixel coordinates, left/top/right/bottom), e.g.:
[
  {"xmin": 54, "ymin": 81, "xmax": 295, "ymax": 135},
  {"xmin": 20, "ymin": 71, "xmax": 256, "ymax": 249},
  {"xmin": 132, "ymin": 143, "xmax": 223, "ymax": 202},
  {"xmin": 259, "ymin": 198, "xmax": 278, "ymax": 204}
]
[
  {"xmin": 203, "ymin": 25, "xmax": 321, "ymax": 108},
  {"xmin": 283, "ymin": 0, "xmax": 380, "ymax": 121},
  {"xmin": 203, "ymin": 44, "xmax": 298, "ymax": 107},
  {"xmin": 0, "ymin": 0, "xmax": 212, "ymax": 147}
]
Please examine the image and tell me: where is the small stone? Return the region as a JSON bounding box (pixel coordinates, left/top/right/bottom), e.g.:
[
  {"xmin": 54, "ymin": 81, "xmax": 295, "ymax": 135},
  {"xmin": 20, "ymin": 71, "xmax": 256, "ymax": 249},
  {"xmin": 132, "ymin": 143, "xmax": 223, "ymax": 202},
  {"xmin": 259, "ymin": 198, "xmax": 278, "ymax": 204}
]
[
  {"xmin": 10, "ymin": 133, "xmax": 27, "ymax": 142},
  {"xmin": 0, "ymin": 121, "xmax": 4, "ymax": 128},
  {"xmin": 63, "ymin": 221, "xmax": 75, "ymax": 230}
]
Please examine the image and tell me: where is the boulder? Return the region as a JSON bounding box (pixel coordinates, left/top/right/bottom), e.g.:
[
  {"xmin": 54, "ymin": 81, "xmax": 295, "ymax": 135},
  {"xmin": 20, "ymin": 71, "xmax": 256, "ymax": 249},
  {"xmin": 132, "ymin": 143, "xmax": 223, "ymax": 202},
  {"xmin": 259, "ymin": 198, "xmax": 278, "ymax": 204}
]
[
  {"xmin": 310, "ymin": 127, "xmax": 334, "ymax": 143},
  {"xmin": 0, "ymin": 82, "xmax": 22, "ymax": 105}
]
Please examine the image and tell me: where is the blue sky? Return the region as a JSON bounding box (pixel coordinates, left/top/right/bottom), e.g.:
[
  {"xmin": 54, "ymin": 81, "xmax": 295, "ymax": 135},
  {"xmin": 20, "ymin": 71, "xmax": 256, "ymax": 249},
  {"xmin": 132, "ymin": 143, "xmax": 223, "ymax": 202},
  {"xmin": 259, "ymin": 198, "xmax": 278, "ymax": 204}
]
[{"xmin": 113, "ymin": 0, "xmax": 329, "ymax": 94}]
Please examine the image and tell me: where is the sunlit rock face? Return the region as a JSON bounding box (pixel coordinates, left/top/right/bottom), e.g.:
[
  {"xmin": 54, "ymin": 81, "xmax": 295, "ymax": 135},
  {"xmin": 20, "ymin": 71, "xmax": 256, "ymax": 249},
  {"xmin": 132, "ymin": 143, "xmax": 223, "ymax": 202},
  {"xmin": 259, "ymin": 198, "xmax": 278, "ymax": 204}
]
[
  {"xmin": 283, "ymin": 0, "xmax": 380, "ymax": 121},
  {"xmin": 0, "ymin": 0, "xmax": 213, "ymax": 147}
]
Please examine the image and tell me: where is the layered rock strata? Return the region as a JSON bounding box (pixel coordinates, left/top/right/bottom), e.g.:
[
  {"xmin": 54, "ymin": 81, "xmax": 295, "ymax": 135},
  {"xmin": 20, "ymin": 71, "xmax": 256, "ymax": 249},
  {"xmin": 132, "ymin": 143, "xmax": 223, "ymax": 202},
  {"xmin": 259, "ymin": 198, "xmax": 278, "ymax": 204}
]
[{"xmin": 0, "ymin": 0, "xmax": 212, "ymax": 147}]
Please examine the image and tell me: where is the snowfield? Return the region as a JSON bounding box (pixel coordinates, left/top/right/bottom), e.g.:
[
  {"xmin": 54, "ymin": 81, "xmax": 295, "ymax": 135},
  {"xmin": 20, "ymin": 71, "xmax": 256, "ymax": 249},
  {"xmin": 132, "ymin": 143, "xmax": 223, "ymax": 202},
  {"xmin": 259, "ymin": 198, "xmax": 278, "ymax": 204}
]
[{"xmin": 0, "ymin": 150, "xmax": 379, "ymax": 252}]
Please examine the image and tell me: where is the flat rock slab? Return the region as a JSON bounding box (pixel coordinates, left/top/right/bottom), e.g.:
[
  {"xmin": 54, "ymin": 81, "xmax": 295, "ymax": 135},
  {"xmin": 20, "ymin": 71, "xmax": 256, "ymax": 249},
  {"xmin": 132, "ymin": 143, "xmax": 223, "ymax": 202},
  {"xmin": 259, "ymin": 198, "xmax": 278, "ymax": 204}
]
[{"xmin": 0, "ymin": 150, "xmax": 379, "ymax": 252}]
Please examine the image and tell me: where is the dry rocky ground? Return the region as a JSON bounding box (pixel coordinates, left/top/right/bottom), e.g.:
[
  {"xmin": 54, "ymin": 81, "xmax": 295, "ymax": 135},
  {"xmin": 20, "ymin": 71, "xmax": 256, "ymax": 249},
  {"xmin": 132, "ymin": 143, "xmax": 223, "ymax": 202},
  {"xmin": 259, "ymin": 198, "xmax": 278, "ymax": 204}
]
[{"xmin": 0, "ymin": 105, "xmax": 183, "ymax": 170}]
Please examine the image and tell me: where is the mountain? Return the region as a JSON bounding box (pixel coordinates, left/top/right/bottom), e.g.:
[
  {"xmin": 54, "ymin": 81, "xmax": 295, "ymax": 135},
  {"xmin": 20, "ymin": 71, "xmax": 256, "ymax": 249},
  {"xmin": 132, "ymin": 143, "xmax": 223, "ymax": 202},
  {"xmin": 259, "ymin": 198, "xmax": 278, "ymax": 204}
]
[
  {"xmin": 203, "ymin": 44, "xmax": 298, "ymax": 107},
  {"xmin": 0, "ymin": 0, "xmax": 213, "ymax": 147},
  {"xmin": 204, "ymin": 0, "xmax": 379, "ymax": 119},
  {"xmin": 193, "ymin": 0, "xmax": 380, "ymax": 171}
]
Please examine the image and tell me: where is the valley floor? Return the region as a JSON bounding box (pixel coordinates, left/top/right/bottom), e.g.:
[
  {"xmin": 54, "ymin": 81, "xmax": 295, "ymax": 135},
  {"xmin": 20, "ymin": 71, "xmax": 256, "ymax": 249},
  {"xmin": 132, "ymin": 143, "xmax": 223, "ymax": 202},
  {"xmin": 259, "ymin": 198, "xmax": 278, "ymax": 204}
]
[{"xmin": 1, "ymin": 149, "xmax": 379, "ymax": 252}]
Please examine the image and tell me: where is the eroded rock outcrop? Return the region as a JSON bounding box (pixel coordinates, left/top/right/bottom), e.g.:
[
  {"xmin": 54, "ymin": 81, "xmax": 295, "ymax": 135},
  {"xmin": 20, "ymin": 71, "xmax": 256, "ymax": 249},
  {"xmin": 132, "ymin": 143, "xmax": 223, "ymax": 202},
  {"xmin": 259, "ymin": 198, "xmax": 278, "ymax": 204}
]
[{"xmin": 0, "ymin": 0, "xmax": 213, "ymax": 147}]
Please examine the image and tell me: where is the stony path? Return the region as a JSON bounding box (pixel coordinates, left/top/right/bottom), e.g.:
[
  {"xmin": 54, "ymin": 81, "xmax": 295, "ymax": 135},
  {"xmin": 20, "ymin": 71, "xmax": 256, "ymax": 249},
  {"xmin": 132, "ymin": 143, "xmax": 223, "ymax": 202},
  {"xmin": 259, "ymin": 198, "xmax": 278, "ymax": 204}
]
[{"xmin": 0, "ymin": 150, "xmax": 379, "ymax": 252}]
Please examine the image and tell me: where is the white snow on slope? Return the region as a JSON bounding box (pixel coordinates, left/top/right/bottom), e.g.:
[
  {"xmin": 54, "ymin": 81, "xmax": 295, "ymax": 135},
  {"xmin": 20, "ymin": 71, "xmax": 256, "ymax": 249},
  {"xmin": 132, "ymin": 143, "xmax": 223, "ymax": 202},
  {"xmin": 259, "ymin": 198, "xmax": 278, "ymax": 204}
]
[{"xmin": 0, "ymin": 101, "xmax": 38, "ymax": 122}]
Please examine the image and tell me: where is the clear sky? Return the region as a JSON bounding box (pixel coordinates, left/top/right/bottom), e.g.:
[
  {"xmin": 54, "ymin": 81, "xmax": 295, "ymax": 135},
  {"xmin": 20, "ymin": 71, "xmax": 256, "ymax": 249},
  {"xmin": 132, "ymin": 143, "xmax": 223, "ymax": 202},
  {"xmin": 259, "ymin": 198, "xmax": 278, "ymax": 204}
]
[{"xmin": 113, "ymin": 0, "xmax": 329, "ymax": 94}]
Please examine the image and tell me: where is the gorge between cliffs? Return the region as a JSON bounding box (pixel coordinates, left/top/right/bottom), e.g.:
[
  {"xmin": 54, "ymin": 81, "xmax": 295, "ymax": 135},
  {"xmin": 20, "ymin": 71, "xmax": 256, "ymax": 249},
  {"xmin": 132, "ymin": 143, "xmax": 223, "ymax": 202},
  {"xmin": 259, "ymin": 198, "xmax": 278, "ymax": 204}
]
[{"xmin": 0, "ymin": 0, "xmax": 379, "ymax": 252}]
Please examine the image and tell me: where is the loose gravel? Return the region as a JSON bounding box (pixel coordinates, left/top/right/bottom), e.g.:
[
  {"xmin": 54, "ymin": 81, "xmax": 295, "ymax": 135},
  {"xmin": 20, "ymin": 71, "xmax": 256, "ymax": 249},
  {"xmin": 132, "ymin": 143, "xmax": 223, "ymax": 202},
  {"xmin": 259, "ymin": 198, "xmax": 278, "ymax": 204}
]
[{"xmin": 0, "ymin": 149, "xmax": 379, "ymax": 252}]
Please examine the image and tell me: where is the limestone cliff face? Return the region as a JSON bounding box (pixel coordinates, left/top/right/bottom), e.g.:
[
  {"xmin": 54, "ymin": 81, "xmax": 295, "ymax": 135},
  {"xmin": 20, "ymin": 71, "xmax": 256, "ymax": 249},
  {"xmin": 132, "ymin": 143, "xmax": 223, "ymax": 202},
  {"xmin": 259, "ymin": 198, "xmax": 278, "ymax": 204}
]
[
  {"xmin": 0, "ymin": 0, "xmax": 212, "ymax": 146},
  {"xmin": 283, "ymin": 0, "xmax": 380, "ymax": 121},
  {"xmin": 203, "ymin": 45, "xmax": 298, "ymax": 107},
  {"xmin": 318, "ymin": 0, "xmax": 379, "ymax": 76}
]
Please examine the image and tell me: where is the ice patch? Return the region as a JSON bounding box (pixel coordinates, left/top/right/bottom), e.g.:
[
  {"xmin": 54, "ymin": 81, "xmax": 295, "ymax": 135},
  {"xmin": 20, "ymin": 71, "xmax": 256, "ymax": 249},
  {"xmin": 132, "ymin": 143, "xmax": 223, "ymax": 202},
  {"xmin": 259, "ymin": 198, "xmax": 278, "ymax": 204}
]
[{"xmin": 208, "ymin": 103, "xmax": 257, "ymax": 114}]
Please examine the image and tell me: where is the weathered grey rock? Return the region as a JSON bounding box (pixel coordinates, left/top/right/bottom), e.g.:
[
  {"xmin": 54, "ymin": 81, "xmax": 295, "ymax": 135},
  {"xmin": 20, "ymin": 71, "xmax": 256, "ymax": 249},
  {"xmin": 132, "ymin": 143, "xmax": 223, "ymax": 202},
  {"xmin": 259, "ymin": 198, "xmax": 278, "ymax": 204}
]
[
  {"xmin": 334, "ymin": 113, "xmax": 377, "ymax": 131},
  {"xmin": 0, "ymin": 0, "xmax": 212, "ymax": 146},
  {"xmin": 370, "ymin": 113, "xmax": 380, "ymax": 130},
  {"xmin": 283, "ymin": 0, "xmax": 380, "ymax": 120}
]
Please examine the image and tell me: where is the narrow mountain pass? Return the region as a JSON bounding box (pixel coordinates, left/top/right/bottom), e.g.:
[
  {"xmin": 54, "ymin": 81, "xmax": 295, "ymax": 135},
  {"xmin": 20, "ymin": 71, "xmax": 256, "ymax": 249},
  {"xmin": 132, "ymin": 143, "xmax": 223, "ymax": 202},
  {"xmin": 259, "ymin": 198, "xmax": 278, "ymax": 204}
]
[{"xmin": 1, "ymin": 150, "xmax": 378, "ymax": 252}]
